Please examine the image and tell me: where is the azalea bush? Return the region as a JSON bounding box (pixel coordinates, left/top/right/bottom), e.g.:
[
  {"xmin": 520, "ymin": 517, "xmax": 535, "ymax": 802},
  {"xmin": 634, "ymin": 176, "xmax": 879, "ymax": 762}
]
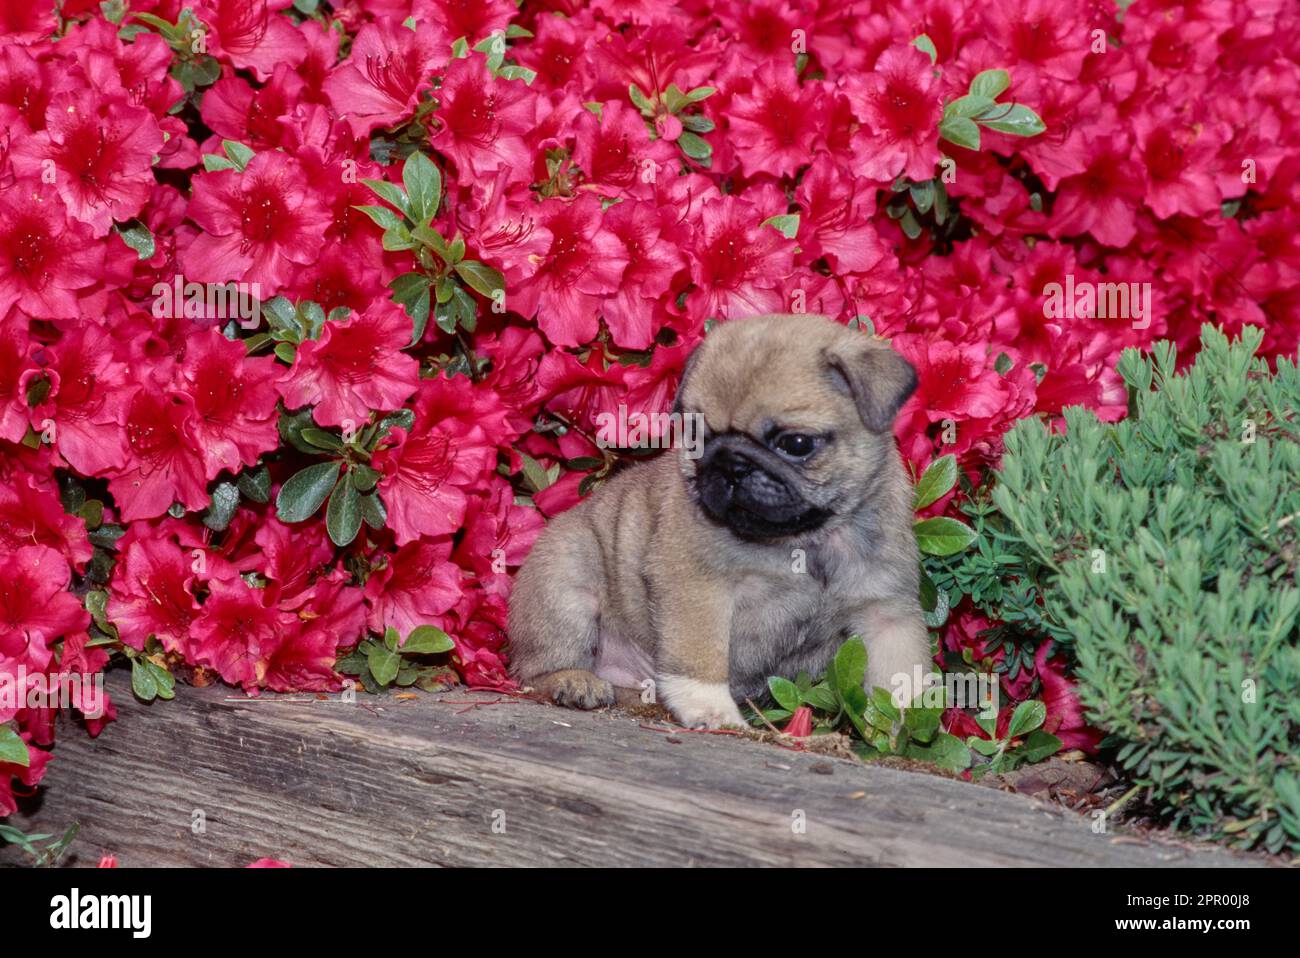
[
  {"xmin": 1, "ymin": 0, "xmax": 1297, "ymax": 832},
  {"xmin": 935, "ymin": 326, "xmax": 1300, "ymax": 853}
]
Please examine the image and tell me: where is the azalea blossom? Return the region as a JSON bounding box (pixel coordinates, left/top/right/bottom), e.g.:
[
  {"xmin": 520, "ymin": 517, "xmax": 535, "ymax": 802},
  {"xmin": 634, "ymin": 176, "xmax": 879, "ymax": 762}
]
[
  {"xmin": 277, "ymin": 300, "xmax": 420, "ymax": 426},
  {"xmin": 181, "ymin": 150, "xmax": 332, "ymax": 295}
]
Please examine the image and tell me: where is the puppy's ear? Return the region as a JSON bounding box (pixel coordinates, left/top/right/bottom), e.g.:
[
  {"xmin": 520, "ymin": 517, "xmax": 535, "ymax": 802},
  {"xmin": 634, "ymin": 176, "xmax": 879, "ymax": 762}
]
[{"xmin": 825, "ymin": 340, "xmax": 918, "ymax": 433}]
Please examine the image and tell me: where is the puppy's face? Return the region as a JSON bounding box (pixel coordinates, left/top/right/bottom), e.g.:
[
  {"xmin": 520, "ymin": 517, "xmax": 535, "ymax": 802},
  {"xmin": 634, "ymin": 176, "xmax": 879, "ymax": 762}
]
[{"xmin": 674, "ymin": 315, "xmax": 916, "ymax": 542}]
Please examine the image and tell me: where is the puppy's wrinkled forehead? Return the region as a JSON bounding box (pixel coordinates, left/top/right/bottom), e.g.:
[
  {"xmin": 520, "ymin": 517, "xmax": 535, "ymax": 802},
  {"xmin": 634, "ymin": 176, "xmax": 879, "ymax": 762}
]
[{"xmin": 681, "ymin": 315, "xmax": 859, "ymax": 434}]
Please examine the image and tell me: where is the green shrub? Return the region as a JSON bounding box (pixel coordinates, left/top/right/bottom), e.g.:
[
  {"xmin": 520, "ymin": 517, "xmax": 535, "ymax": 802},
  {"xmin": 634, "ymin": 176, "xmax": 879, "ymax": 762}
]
[{"xmin": 935, "ymin": 324, "xmax": 1300, "ymax": 854}]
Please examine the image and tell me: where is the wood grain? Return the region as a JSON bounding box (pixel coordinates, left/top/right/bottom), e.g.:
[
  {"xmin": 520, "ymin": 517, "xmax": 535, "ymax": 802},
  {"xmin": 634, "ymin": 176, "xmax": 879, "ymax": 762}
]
[{"xmin": 2, "ymin": 671, "xmax": 1262, "ymax": 867}]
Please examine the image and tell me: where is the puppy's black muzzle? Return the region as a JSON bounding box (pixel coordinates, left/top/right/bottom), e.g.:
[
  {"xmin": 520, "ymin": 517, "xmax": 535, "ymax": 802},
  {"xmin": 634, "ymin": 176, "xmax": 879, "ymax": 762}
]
[{"xmin": 696, "ymin": 436, "xmax": 830, "ymax": 540}]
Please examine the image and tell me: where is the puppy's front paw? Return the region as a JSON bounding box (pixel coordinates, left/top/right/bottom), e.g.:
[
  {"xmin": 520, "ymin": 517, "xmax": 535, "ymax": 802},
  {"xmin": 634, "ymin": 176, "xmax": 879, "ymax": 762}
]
[
  {"xmin": 659, "ymin": 676, "xmax": 746, "ymax": 729},
  {"xmin": 534, "ymin": 669, "xmax": 616, "ymax": 710}
]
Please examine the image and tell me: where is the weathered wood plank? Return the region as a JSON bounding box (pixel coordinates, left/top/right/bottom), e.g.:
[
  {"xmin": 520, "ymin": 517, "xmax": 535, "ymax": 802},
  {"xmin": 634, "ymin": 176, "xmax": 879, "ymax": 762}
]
[{"xmin": 3, "ymin": 671, "xmax": 1261, "ymax": 867}]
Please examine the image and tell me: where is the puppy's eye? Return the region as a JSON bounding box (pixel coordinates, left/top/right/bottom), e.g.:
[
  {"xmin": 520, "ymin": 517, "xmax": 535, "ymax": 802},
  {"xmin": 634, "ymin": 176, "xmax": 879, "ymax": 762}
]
[{"xmin": 773, "ymin": 433, "xmax": 817, "ymax": 459}]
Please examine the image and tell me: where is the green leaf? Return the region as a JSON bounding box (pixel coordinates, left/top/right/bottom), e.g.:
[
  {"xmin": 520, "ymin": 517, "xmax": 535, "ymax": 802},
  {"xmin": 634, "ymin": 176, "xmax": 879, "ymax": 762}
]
[
  {"xmin": 1019, "ymin": 729, "xmax": 1063, "ymax": 763},
  {"xmin": 919, "ymin": 567, "xmax": 939, "ymax": 612},
  {"xmin": 0, "ymin": 724, "xmax": 30, "ymax": 767},
  {"xmin": 389, "ymin": 272, "xmax": 433, "ymax": 346},
  {"xmin": 914, "ymin": 454, "xmax": 959, "ymax": 509},
  {"xmin": 911, "ymin": 732, "xmax": 972, "ymax": 772},
  {"xmin": 131, "ymin": 658, "xmax": 159, "ymax": 701},
  {"xmin": 375, "ymin": 409, "xmax": 415, "ymax": 435},
  {"xmin": 803, "ymin": 683, "xmax": 838, "ymax": 713},
  {"xmin": 202, "ymin": 481, "xmax": 240, "ymax": 532},
  {"xmin": 402, "ymin": 151, "xmax": 442, "ymax": 227},
  {"xmin": 977, "ymin": 103, "xmax": 1045, "ymax": 137},
  {"xmin": 679, "ymin": 114, "xmax": 715, "ymax": 134},
  {"xmin": 518, "ymin": 452, "xmax": 554, "ymax": 493},
  {"xmin": 278, "ymin": 406, "xmax": 319, "ymax": 454},
  {"xmin": 359, "ymin": 491, "xmax": 387, "ymax": 529},
  {"xmin": 913, "ymin": 516, "xmax": 978, "ymax": 556},
  {"xmin": 912, "ymin": 34, "xmax": 938, "ymax": 64},
  {"xmin": 353, "ymin": 204, "xmax": 406, "ymax": 232},
  {"xmin": 300, "ymin": 428, "xmax": 344, "ymax": 452},
  {"xmin": 202, "ymin": 153, "xmax": 239, "ymax": 172},
  {"xmin": 970, "ymin": 69, "xmax": 1010, "ymax": 100},
  {"xmin": 677, "ymin": 130, "xmax": 712, "ymax": 162},
  {"xmin": 276, "ymin": 461, "xmax": 341, "ymax": 523},
  {"xmin": 768, "ymin": 676, "xmax": 802, "ymax": 712},
  {"xmin": 939, "ymin": 115, "xmax": 980, "ymax": 150},
  {"xmin": 903, "ymin": 705, "xmax": 942, "ymax": 743},
  {"xmin": 222, "ymin": 140, "xmax": 254, "ymax": 171},
  {"xmin": 236, "ymin": 465, "xmax": 271, "ymax": 504},
  {"xmin": 1007, "ymin": 699, "xmax": 1047, "ymax": 738},
  {"xmin": 367, "ymin": 643, "xmax": 401, "ymax": 687},
  {"xmin": 147, "ymin": 661, "xmax": 176, "ymax": 700},
  {"xmin": 628, "ymin": 83, "xmax": 654, "ymax": 114},
  {"xmin": 382, "ymin": 226, "xmax": 415, "ymax": 251},
  {"xmin": 686, "ymin": 86, "xmax": 716, "ymax": 102},
  {"xmin": 263, "ymin": 296, "xmax": 297, "ymax": 330},
  {"xmin": 899, "ymin": 209, "xmax": 923, "ymax": 240},
  {"xmin": 361, "ymin": 177, "xmax": 411, "ymax": 219},
  {"xmin": 833, "ymin": 636, "xmax": 867, "ymax": 697},
  {"xmin": 762, "ymin": 213, "xmax": 800, "ymax": 239},
  {"xmin": 325, "ymin": 474, "xmax": 362, "ymax": 547},
  {"xmin": 908, "ymin": 180, "xmax": 935, "ymax": 214},
  {"xmin": 116, "ymin": 221, "xmax": 155, "ymax": 260},
  {"xmin": 944, "ymin": 94, "xmax": 996, "ymax": 119},
  {"xmin": 497, "ymin": 64, "xmax": 537, "ymax": 84},
  {"xmin": 453, "ymin": 260, "xmax": 505, "ymax": 298},
  {"xmin": 349, "ymin": 464, "xmax": 380, "ymax": 492},
  {"xmin": 403, "ymin": 625, "xmax": 455, "ymax": 654}
]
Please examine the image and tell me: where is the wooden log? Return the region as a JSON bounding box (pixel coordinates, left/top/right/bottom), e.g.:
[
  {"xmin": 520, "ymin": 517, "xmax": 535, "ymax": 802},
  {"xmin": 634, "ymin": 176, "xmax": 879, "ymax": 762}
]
[{"xmin": 2, "ymin": 670, "xmax": 1261, "ymax": 867}]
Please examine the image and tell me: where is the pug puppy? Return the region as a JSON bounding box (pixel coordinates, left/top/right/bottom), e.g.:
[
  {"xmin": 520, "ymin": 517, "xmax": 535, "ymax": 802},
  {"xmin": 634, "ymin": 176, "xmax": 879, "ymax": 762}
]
[{"xmin": 507, "ymin": 313, "xmax": 928, "ymax": 729}]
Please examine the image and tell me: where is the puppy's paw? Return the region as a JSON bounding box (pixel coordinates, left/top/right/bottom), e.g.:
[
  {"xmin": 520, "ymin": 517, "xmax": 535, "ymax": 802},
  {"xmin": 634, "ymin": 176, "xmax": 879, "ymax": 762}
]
[
  {"xmin": 659, "ymin": 675, "xmax": 747, "ymax": 729},
  {"xmin": 534, "ymin": 669, "xmax": 616, "ymax": 710}
]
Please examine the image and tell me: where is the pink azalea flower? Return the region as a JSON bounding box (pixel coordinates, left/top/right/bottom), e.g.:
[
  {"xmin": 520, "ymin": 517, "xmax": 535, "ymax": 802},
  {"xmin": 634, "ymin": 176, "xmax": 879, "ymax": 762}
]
[
  {"xmin": 181, "ymin": 151, "xmax": 332, "ymax": 296},
  {"xmin": 27, "ymin": 321, "xmax": 132, "ymax": 476},
  {"xmin": 277, "ymin": 301, "xmax": 420, "ymax": 426},
  {"xmin": 197, "ymin": 0, "xmax": 307, "ymax": 83},
  {"xmin": 364, "ymin": 540, "xmax": 464, "ymax": 637},
  {"xmin": 0, "ymin": 545, "xmax": 89, "ymax": 661},
  {"xmin": 0, "ymin": 183, "xmax": 105, "ymax": 320},
  {"xmin": 176, "ymin": 329, "xmax": 280, "ymax": 479},
  {"xmin": 372, "ymin": 421, "xmax": 496, "ymax": 545},
  {"xmin": 10, "ymin": 89, "xmax": 164, "ymax": 237},
  {"xmin": 687, "ymin": 193, "xmax": 794, "ymax": 322},
  {"xmin": 601, "ymin": 199, "xmax": 685, "ymax": 349},
  {"xmin": 795, "ymin": 158, "xmax": 889, "ymax": 274},
  {"xmin": 106, "ymin": 390, "xmax": 210, "ymax": 522},
  {"xmin": 510, "ymin": 194, "xmax": 629, "ymax": 347},
  {"xmin": 0, "ymin": 307, "xmax": 35, "ymax": 443},
  {"xmin": 725, "ymin": 60, "xmax": 822, "ymax": 178},
  {"xmin": 107, "ymin": 532, "xmax": 201, "ymax": 653},
  {"xmin": 844, "ymin": 45, "xmax": 943, "ymax": 182},
  {"xmin": 323, "ymin": 18, "xmax": 448, "ymax": 137},
  {"xmin": 431, "ymin": 55, "xmax": 535, "ymax": 179},
  {"xmin": 187, "ymin": 575, "xmax": 284, "ymax": 691},
  {"xmin": 0, "ymin": 471, "xmax": 93, "ymax": 572}
]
